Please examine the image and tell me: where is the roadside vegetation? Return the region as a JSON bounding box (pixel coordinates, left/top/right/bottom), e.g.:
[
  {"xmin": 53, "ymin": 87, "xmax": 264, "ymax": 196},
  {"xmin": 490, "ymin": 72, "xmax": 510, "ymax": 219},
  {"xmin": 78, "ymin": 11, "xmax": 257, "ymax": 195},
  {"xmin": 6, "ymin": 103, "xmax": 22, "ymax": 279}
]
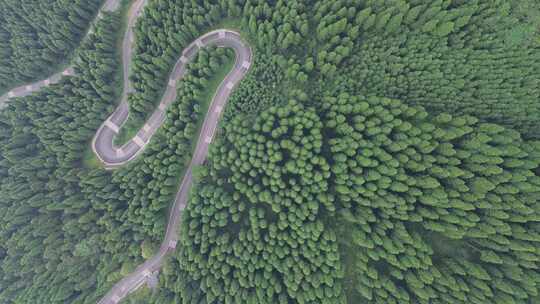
[
  {"xmin": 0, "ymin": 11, "xmax": 123, "ymax": 303},
  {"xmin": 0, "ymin": 0, "xmax": 104, "ymax": 93},
  {"xmin": 0, "ymin": 0, "xmax": 539, "ymax": 304}
]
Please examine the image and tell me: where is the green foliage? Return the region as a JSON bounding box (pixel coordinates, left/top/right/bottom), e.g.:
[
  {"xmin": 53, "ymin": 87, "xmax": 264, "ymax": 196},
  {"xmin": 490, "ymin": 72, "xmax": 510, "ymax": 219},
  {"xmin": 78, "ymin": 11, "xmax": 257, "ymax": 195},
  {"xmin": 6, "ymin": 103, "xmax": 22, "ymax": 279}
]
[
  {"xmin": 0, "ymin": 9, "xmax": 236, "ymax": 302},
  {"xmin": 125, "ymin": 0, "xmax": 301, "ymax": 122},
  {"xmin": 176, "ymin": 100, "xmax": 345, "ymax": 303},
  {"xmin": 0, "ymin": 0, "xmax": 103, "ymax": 92},
  {"xmin": 174, "ymin": 91, "xmax": 540, "ymax": 304},
  {"xmin": 1, "ymin": 0, "xmax": 539, "ymax": 303},
  {"xmin": 0, "ymin": 12, "xmax": 125, "ymax": 303},
  {"xmin": 509, "ymin": 0, "xmax": 540, "ymax": 46},
  {"xmin": 242, "ymin": 0, "xmax": 309, "ymax": 52},
  {"xmin": 224, "ymin": 52, "xmax": 285, "ymax": 120},
  {"xmin": 323, "ymin": 0, "xmax": 540, "ymax": 138},
  {"xmin": 112, "ymin": 47, "xmax": 234, "ymax": 239},
  {"xmin": 325, "ymin": 94, "xmax": 540, "ymax": 304}
]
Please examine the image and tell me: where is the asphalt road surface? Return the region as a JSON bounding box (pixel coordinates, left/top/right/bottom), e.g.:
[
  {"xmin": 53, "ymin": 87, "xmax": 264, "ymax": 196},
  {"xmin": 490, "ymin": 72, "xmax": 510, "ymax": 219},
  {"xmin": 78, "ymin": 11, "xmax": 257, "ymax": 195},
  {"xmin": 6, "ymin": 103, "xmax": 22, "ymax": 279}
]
[
  {"xmin": 0, "ymin": 0, "xmax": 252, "ymax": 303},
  {"xmin": 95, "ymin": 31, "xmax": 250, "ymax": 304},
  {"xmin": 94, "ymin": 12, "xmax": 252, "ymax": 304},
  {"xmin": 0, "ymin": 0, "xmax": 121, "ymax": 108}
]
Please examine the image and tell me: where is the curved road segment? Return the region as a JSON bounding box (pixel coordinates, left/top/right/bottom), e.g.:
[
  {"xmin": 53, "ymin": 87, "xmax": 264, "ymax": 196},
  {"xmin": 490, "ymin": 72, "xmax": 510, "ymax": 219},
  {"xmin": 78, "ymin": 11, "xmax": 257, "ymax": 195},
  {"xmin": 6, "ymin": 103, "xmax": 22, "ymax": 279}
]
[
  {"xmin": 94, "ymin": 11, "xmax": 252, "ymax": 304},
  {"xmin": 0, "ymin": 0, "xmax": 121, "ymax": 107},
  {"xmin": 0, "ymin": 0, "xmax": 252, "ymax": 303}
]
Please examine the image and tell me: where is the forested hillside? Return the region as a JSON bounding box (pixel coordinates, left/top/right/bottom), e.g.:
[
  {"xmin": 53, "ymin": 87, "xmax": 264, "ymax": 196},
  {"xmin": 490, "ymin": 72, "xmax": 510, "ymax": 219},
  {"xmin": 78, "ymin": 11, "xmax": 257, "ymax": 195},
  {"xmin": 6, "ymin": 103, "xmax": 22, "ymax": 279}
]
[
  {"xmin": 0, "ymin": 5, "xmax": 237, "ymax": 302},
  {"xmin": 0, "ymin": 0, "xmax": 104, "ymax": 92},
  {"xmin": 0, "ymin": 0, "xmax": 539, "ymax": 303},
  {"xmin": 0, "ymin": 11, "xmax": 124, "ymax": 303}
]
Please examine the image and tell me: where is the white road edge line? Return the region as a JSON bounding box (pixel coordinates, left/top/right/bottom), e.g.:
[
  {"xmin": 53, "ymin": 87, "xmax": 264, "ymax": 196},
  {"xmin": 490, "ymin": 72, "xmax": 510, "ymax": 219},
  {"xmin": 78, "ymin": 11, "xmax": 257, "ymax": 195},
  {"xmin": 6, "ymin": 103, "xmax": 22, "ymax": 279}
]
[
  {"xmin": 0, "ymin": 0, "xmax": 124, "ymax": 107},
  {"xmin": 133, "ymin": 135, "xmax": 145, "ymax": 147},
  {"xmin": 111, "ymin": 294, "xmax": 120, "ymax": 303},
  {"xmin": 1, "ymin": 2, "xmax": 254, "ymax": 302},
  {"xmin": 116, "ymin": 147, "xmax": 125, "ymax": 158},
  {"xmin": 104, "ymin": 120, "xmax": 120, "ymax": 133}
]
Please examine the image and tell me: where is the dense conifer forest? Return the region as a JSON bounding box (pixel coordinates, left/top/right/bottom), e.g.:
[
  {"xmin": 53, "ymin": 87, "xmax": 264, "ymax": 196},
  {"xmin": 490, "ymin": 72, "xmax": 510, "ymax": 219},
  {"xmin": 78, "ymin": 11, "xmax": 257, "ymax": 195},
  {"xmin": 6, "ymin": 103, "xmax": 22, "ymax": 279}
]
[
  {"xmin": 0, "ymin": 0, "xmax": 539, "ymax": 303},
  {"xmin": 0, "ymin": 0, "xmax": 104, "ymax": 92}
]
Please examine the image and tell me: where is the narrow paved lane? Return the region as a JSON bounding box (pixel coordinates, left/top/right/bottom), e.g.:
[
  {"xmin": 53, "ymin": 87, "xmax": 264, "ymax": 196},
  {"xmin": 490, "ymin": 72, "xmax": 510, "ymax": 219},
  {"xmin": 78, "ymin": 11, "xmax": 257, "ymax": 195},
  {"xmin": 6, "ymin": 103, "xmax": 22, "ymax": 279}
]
[
  {"xmin": 0, "ymin": 0, "xmax": 121, "ymax": 108},
  {"xmin": 92, "ymin": 30, "xmax": 251, "ymax": 166},
  {"xmin": 0, "ymin": 0, "xmax": 252, "ymax": 303},
  {"xmin": 94, "ymin": 0, "xmax": 252, "ymax": 301},
  {"xmin": 94, "ymin": 26, "xmax": 252, "ymax": 304}
]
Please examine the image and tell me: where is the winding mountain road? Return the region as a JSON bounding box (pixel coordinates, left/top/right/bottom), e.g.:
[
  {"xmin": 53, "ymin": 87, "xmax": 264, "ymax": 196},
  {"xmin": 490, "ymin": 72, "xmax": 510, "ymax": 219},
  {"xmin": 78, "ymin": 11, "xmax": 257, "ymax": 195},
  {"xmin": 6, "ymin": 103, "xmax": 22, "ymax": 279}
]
[
  {"xmin": 94, "ymin": 1, "xmax": 252, "ymax": 303},
  {"xmin": 0, "ymin": 0, "xmax": 252, "ymax": 303},
  {"xmin": 0, "ymin": 0, "xmax": 121, "ymax": 108}
]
